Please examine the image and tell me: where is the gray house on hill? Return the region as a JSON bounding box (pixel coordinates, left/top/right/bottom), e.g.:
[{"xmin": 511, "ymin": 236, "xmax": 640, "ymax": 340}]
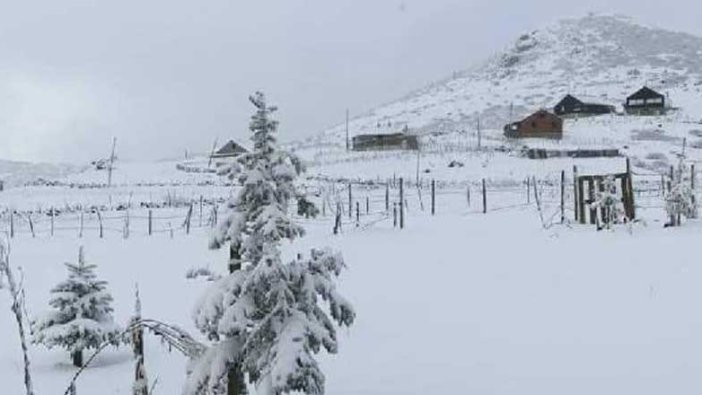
[
  {"xmin": 211, "ymin": 140, "xmax": 248, "ymax": 159},
  {"xmin": 624, "ymin": 86, "xmax": 667, "ymax": 115},
  {"xmin": 352, "ymin": 133, "xmax": 419, "ymax": 151},
  {"xmin": 553, "ymin": 94, "xmax": 615, "ymax": 117}
]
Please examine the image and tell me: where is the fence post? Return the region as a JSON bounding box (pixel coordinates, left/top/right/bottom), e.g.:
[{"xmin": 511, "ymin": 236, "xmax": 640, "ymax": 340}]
[
  {"xmin": 560, "ymin": 170, "xmax": 565, "ymax": 223},
  {"xmin": 467, "ymin": 184, "xmax": 471, "ymax": 207},
  {"xmin": 123, "ymin": 211, "xmax": 130, "ymax": 239},
  {"xmin": 482, "ymin": 179, "xmax": 487, "ymax": 214},
  {"xmin": 393, "ymin": 203, "xmax": 397, "ymax": 228},
  {"xmin": 333, "ymin": 203, "xmax": 342, "ymax": 235},
  {"xmin": 399, "ymin": 178, "xmax": 404, "ymax": 229},
  {"xmin": 366, "ymin": 196, "xmax": 369, "ymax": 214},
  {"xmin": 348, "ymin": 183, "xmax": 352, "ymax": 219},
  {"xmin": 199, "ymin": 195, "xmax": 204, "ymax": 227},
  {"xmin": 322, "ymin": 199, "xmax": 326, "ymax": 217},
  {"xmin": 148, "ymin": 210, "xmax": 153, "ymax": 235},
  {"xmin": 588, "ymin": 179, "xmax": 596, "ymax": 225},
  {"xmin": 50, "ymin": 207, "xmax": 55, "ymax": 236},
  {"xmin": 526, "ymin": 177, "xmax": 531, "ymax": 204},
  {"xmin": 573, "ymin": 166, "xmax": 579, "ymax": 221},
  {"xmin": 626, "ymin": 158, "xmax": 635, "ymax": 220},
  {"xmin": 385, "ymin": 182, "xmax": 390, "ymax": 211},
  {"xmin": 28, "ymin": 214, "xmax": 35, "ymax": 238},
  {"xmin": 9, "ymin": 210, "xmax": 14, "ymax": 238},
  {"xmin": 79, "ymin": 211, "xmax": 84, "ymax": 238},
  {"xmin": 431, "ymin": 179, "xmax": 436, "ymax": 215},
  {"xmin": 97, "ymin": 210, "xmax": 103, "ymax": 238},
  {"xmin": 186, "ymin": 203, "xmax": 193, "ymax": 235},
  {"xmin": 356, "ymin": 202, "xmax": 360, "ymax": 227}
]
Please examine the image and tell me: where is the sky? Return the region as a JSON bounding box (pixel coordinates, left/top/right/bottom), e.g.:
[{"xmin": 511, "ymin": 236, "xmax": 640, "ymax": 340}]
[{"xmin": 0, "ymin": 0, "xmax": 701, "ymax": 163}]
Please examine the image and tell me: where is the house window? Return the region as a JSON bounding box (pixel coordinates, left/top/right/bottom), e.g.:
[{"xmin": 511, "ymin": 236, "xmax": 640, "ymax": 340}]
[
  {"xmin": 646, "ymin": 98, "xmax": 663, "ymax": 104},
  {"xmin": 629, "ymin": 98, "xmax": 645, "ymax": 106}
]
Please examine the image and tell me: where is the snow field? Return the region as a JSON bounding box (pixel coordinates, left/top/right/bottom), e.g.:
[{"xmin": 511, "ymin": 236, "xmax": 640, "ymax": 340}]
[{"xmin": 2, "ymin": 172, "xmax": 696, "ymax": 394}]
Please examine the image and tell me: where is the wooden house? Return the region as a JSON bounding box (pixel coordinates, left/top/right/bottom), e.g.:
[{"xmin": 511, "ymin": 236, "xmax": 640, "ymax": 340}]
[
  {"xmin": 211, "ymin": 140, "xmax": 248, "ymax": 159},
  {"xmin": 554, "ymin": 94, "xmax": 615, "ymax": 117},
  {"xmin": 504, "ymin": 110, "xmax": 563, "ymax": 139},
  {"xmin": 352, "ymin": 133, "xmax": 419, "ymax": 151},
  {"xmin": 624, "ymin": 87, "xmax": 666, "ymax": 115}
]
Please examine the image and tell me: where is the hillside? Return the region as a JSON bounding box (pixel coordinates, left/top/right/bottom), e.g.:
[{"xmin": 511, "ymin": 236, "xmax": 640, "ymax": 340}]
[{"xmin": 293, "ymin": 14, "xmax": 702, "ymax": 182}]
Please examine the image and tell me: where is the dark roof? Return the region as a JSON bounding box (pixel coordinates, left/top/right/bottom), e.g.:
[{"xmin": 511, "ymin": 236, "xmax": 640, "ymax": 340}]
[
  {"xmin": 555, "ymin": 94, "xmax": 584, "ymax": 107},
  {"xmin": 212, "ymin": 140, "xmax": 248, "ymax": 157},
  {"xmin": 627, "ymin": 86, "xmax": 664, "ymax": 100}
]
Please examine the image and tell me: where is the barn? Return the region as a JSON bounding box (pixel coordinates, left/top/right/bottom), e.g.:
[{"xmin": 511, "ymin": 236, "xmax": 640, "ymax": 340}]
[
  {"xmin": 211, "ymin": 140, "xmax": 248, "ymax": 159},
  {"xmin": 504, "ymin": 110, "xmax": 563, "ymax": 139},
  {"xmin": 553, "ymin": 94, "xmax": 616, "ymax": 117},
  {"xmin": 352, "ymin": 133, "xmax": 419, "ymax": 151},
  {"xmin": 624, "ymin": 86, "xmax": 666, "ymax": 115}
]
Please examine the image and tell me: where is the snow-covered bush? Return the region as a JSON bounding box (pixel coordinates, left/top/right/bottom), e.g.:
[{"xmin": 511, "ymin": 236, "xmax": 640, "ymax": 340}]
[
  {"xmin": 665, "ymin": 159, "xmax": 698, "ymax": 227},
  {"xmin": 590, "ymin": 175, "xmax": 625, "ymax": 229},
  {"xmin": 185, "ymin": 92, "xmax": 355, "ymax": 395},
  {"xmin": 32, "ymin": 246, "xmax": 122, "ymax": 367}
]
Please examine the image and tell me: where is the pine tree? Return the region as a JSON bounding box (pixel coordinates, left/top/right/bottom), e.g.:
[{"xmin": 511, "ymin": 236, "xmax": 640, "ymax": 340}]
[
  {"xmin": 665, "ymin": 158, "xmax": 698, "ymax": 227},
  {"xmin": 590, "ymin": 175, "xmax": 625, "ymax": 229},
  {"xmin": 32, "ymin": 246, "xmax": 121, "ymax": 367},
  {"xmin": 185, "ymin": 92, "xmax": 355, "ymax": 395}
]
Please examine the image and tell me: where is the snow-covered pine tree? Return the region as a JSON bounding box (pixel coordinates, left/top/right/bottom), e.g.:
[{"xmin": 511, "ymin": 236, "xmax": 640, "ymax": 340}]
[
  {"xmin": 590, "ymin": 175, "xmax": 625, "ymax": 229},
  {"xmin": 32, "ymin": 246, "xmax": 121, "ymax": 367},
  {"xmin": 665, "ymin": 158, "xmax": 698, "ymax": 227},
  {"xmin": 185, "ymin": 92, "xmax": 355, "ymax": 395}
]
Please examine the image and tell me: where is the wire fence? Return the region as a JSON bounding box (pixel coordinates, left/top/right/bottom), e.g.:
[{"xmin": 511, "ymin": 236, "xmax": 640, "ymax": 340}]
[{"xmin": 0, "ymin": 167, "xmax": 689, "ymax": 239}]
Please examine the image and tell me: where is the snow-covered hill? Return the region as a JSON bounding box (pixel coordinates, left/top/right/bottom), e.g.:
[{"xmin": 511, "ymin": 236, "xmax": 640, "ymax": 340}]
[{"xmin": 293, "ymin": 14, "xmax": 702, "ymax": 181}]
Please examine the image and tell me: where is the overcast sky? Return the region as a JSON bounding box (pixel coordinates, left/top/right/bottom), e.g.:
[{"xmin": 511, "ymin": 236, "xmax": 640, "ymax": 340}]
[{"xmin": 0, "ymin": 0, "xmax": 700, "ymax": 163}]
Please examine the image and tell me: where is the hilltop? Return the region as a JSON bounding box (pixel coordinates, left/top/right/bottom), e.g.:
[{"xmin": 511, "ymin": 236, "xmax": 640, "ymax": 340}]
[{"xmin": 292, "ymin": 14, "xmax": 702, "ymax": 183}]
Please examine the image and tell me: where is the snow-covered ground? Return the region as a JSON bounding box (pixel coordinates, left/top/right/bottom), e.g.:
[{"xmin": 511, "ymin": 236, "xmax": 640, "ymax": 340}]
[{"xmin": 3, "ymin": 186, "xmax": 702, "ymax": 395}]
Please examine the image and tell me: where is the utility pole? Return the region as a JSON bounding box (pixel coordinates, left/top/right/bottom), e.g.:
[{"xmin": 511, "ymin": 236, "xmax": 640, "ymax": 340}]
[
  {"xmin": 207, "ymin": 138, "xmax": 219, "ymax": 168},
  {"xmin": 107, "ymin": 137, "xmax": 117, "ymax": 187},
  {"xmin": 345, "ymin": 109, "xmax": 350, "ymax": 151}
]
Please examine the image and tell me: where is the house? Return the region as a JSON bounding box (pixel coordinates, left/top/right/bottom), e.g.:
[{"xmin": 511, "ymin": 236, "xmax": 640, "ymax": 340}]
[
  {"xmin": 210, "ymin": 140, "xmax": 248, "ymax": 159},
  {"xmin": 504, "ymin": 110, "xmax": 563, "ymax": 139},
  {"xmin": 553, "ymin": 94, "xmax": 615, "ymax": 117},
  {"xmin": 624, "ymin": 86, "xmax": 666, "ymax": 115},
  {"xmin": 352, "ymin": 133, "xmax": 419, "ymax": 151}
]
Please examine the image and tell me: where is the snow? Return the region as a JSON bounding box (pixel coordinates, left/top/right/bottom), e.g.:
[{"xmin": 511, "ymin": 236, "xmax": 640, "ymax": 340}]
[
  {"xmin": 3, "ymin": 12, "xmax": 702, "ymax": 395},
  {"xmin": 4, "ymin": 192, "xmax": 702, "ymax": 394}
]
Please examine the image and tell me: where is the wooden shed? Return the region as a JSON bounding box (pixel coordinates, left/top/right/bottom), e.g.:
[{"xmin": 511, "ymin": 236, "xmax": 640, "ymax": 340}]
[
  {"xmin": 504, "ymin": 110, "xmax": 563, "ymax": 139},
  {"xmin": 624, "ymin": 86, "xmax": 666, "ymax": 115},
  {"xmin": 211, "ymin": 140, "xmax": 248, "ymax": 159},
  {"xmin": 352, "ymin": 133, "xmax": 419, "ymax": 151},
  {"xmin": 554, "ymin": 94, "xmax": 615, "ymax": 117}
]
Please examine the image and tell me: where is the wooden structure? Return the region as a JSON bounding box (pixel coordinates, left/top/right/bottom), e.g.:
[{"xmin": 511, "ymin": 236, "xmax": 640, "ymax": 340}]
[
  {"xmin": 504, "ymin": 110, "xmax": 563, "ymax": 139},
  {"xmin": 526, "ymin": 148, "xmax": 619, "ymax": 159},
  {"xmin": 624, "ymin": 86, "xmax": 666, "ymax": 115},
  {"xmin": 575, "ymin": 171, "xmax": 635, "ymax": 225},
  {"xmin": 211, "ymin": 140, "xmax": 248, "ymax": 159},
  {"xmin": 553, "ymin": 94, "xmax": 615, "ymax": 117},
  {"xmin": 352, "ymin": 133, "xmax": 419, "ymax": 151}
]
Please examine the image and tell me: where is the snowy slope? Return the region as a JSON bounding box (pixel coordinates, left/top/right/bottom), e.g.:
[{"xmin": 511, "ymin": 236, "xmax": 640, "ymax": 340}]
[{"xmin": 293, "ymin": 14, "xmax": 702, "ymax": 181}]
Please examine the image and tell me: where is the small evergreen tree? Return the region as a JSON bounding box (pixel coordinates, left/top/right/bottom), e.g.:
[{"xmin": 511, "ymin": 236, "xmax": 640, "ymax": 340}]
[
  {"xmin": 590, "ymin": 175, "xmax": 625, "ymax": 229},
  {"xmin": 33, "ymin": 246, "xmax": 121, "ymax": 367},
  {"xmin": 665, "ymin": 159, "xmax": 698, "ymax": 227},
  {"xmin": 185, "ymin": 92, "xmax": 355, "ymax": 395}
]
